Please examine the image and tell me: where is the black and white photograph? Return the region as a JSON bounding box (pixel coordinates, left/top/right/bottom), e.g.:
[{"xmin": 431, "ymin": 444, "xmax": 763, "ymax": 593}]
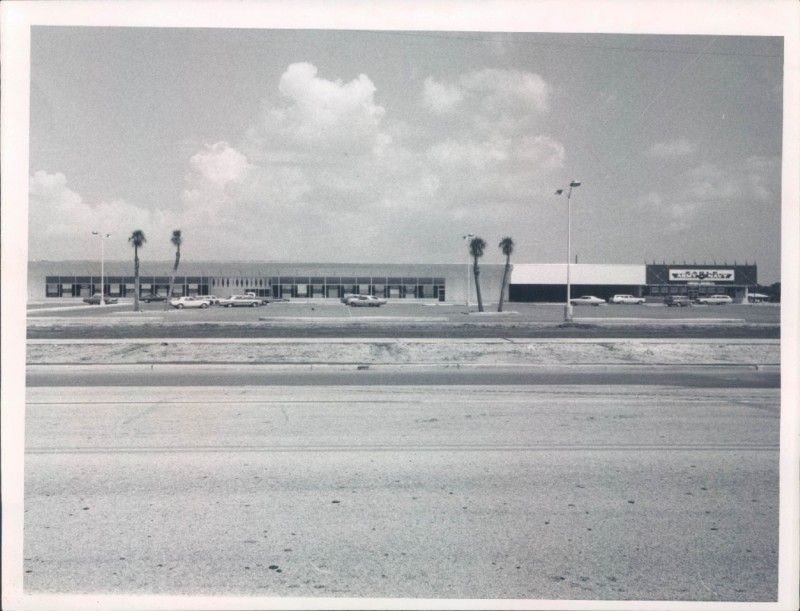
[{"xmin": 2, "ymin": 1, "xmax": 799, "ymax": 609}]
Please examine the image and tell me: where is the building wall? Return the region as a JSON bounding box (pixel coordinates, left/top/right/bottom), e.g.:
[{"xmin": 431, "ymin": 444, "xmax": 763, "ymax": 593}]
[
  {"xmin": 29, "ymin": 260, "xmax": 508, "ymax": 305},
  {"xmin": 511, "ymin": 264, "xmax": 647, "ymax": 285}
]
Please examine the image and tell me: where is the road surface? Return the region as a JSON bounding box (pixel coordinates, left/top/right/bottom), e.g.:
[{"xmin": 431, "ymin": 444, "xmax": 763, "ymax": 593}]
[
  {"xmin": 24, "ymin": 379, "xmax": 779, "ymax": 601},
  {"xmin": 26, "ymin": 364, "xmax": 779, "ymax": 388}
]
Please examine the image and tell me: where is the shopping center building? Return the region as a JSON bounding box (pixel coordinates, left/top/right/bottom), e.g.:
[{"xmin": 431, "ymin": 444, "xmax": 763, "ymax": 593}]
[{"xmin": 30, "ymin": 260, "xmax": 760, "ymax": 303}]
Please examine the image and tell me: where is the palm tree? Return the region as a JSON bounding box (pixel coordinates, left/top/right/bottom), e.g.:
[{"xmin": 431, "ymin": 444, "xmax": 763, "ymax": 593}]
[
  {"xmin": 468, "ymin": 236, "xmax": 486, "ymax": 312},
  {"xmin": 128, "ymin": 230, "xmax": 147, "ymax": 312},
  {"xmin": 497, "ymin": 237, "xmax": 514, "ymax": 312},
  {"xmin": 165, "ymin": 229, "xmax": 183, "ymax": 310}
]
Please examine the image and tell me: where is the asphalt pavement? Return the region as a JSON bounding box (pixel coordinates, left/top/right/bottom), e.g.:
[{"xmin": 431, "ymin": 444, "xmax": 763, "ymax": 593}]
[
  {"xmin": 24, "ymin": 380, "xmax": 779, "ymax": 601},
  {"xmin": 26, "ymin": 364, "xmax": 780, "ymax": 388}
]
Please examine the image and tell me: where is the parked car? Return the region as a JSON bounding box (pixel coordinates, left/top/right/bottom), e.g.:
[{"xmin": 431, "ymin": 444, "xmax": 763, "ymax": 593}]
[
  {"xmin": 169, "ymin": 296, "xmax": 212, "ymax": 309},
  {"xmin": 610, "ymin": 294, "xmax": 645, "ymax": 305},
  {"xmin": 747, "ymin": 293, "xmax": 771, "ymax": 304},
  {"xmin": 346, "ymin": 294, "xmax": 387, "ymax": 307},
  {"xmin": 218, "ymin": 295, "xmax": 262, "ymax": 307},
  {"xmin": 142, "ymin": 294, "xmax": 167, "ymax": 303},
  {"xmin": 341, "ymin": 293, "xmax": 358, "ymax": 304},
  {"xmin": 206, "ymin": 295, "xmax": 220, "ymax": 305},
  {"xmin": 243, "ymin": 292, "xmax": 272, "ymax": 305},
  {"xmin": 570, "ymin": 295, "xmax": 606, "ymax": 306},
  {"xmin": 695, "ymin": 294, "xmax": 734, "ymax": 305},
  {"xmin": 83, "ymin": 293, "xmax": 118, "ymax": 305},
  {"xmin": 664, "ymin": 295, "xmax": 692, "ymax": 307}
]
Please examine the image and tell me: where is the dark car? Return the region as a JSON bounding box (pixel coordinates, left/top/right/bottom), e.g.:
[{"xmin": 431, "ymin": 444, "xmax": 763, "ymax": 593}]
[
  {"xmin": 664, "ymin": 295, "xmax": 691, "ymax": 307},
  {"xmin": 83, "ymin": 293, "xmax": 118, "ymax": 305},
  {"xmin": 142, "ymin": 294, "xmax": 167, "ymax": 303}
]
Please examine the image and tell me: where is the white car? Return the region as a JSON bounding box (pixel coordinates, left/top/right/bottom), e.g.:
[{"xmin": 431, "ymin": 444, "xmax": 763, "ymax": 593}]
[
  {"xmin": 346, "ymin": 294, "xmax": 387, "ymax": 307},
  {"xmin": 218, "ymin": 295, "xmax": 262, "ymax": 307},
  {"xmin": 169, "ymin": 296, "xmax": 211, "ymax": 309},
  {"xmin": 570, "ymin": 295, "xmax": 606, "ymax": 306},
  {"xmin": 610, "ymin": 294, "xmax": 645, "ymax": 305},
  {"xmin": 695, "ymin": 294, "xmax": 733, "ymax": 305},
  {"xmin": 206, "ymin": 295, "xmax": 220, "ymax": 305}
]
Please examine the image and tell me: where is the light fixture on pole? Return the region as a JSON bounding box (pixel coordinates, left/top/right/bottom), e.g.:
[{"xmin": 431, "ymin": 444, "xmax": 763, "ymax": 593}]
[
  {"xmin": 555, "ymin": 181, "xmax": 581, "ymax": 322},
  {"xmin": 462, "ymin": 233, "xmax": 475, "ymax": 312},
  {"xmin": 91, "ymin": 230, "xmax": 111, "ymax": 305}
]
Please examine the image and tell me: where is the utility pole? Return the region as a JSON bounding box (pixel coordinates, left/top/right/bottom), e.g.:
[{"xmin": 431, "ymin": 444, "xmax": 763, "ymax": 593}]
[
  {"xmin": 92, "ymin": 230, "xmax": 111, "ymax": 305},
  {"xmin": 555, "ymin": 181, "xmax": 581, "ymax": 321}
]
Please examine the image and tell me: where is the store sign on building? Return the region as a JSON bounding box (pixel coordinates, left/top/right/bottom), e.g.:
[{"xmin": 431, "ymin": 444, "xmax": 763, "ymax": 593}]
[{"xmin": 668, "ymin": 268, "xmax": 735, "ymax": 282}]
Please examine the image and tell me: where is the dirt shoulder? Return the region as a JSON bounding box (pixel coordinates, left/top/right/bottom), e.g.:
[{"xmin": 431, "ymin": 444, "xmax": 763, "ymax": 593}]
[{"xmin": 27, "ymin": 338, "xmax": 780, "ymax": 367}]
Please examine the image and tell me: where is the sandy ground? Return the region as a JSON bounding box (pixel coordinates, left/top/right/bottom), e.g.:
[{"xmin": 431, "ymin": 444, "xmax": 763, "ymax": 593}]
[{"xmin": 27, "ymin": 338, "xmax": 780, "ymax": 366}]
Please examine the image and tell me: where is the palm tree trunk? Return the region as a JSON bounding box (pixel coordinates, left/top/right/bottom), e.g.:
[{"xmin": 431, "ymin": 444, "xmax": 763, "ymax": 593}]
[
  {"xmin": 498, "ymin": 255, "xmax": 510, "ymax": 312},
  {"xmin": 133, "ymin": 248, "xmax": 140, "ymax": 312},
  {"xmin": 166, "ymin": 246, "xmax": 181, "ymax": 310},
  {"xmin": 473, "ymin": 258, "xmax": 484, "ymax": 312}
]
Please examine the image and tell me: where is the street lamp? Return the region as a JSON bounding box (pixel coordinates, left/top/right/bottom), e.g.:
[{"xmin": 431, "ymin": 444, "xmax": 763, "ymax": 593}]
[
  {"xmin": 462, "ymin": 233, "xmax": 475, "ymax": 312},
  {"xmin": 91, "ymin": 230, "xmax": 111, "ymax": 305},
  {"xmin": 555, "ymin": 181, "xmax": 581, "ymax": 321}
]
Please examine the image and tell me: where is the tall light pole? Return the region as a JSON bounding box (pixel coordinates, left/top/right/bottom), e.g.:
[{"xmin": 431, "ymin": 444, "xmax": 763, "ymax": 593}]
[
  {"xmin": 462, "ymin": 233, "xmax": 475, "ymax": 312},
  {"xmin": 92, "ymin": 230, "xmax": 111, "ymax": 305},
  {"xmin": 555, "ymin": 181, "xmax": 581, "ymax": 321}
]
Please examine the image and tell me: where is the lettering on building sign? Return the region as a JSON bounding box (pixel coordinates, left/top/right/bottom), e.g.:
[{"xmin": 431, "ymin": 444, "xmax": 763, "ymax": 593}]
[{"xmin": 668, "ymin": 269, "xmax": 735, "ymax": 282}]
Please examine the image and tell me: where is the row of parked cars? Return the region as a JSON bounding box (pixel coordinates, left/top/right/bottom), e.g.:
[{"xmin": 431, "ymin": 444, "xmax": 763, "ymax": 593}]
[
  {"xmin": 168, "ymin": 293, "xmax": 292, "ymax": 308},
  {"xmin": 82, "ymin": 293, "xmax": 285, "ymax": 308},
  {"xmin": 569, "ymin": 294, "xmax": 734, "ymax": 307}
]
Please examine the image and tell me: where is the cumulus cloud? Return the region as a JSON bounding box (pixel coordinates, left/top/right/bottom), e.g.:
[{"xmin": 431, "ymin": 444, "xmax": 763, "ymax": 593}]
[
  {"xmin": 421, "ymin": 76, "xmax": 464, "ymax": 113},
  {"xmin": 421, "ymin": 68, "xmax": 551, "ymax": 123},
  {"xmin": 30, "ymin": 61, "xmax": 569, "ymax": 263},
  {"xmin": 638, "ymin": 156, "xmax": 779, "ymax": 232},
  {"xmin": 189, "ymin": 142, "xmax": 250, "ymax": 188},
  {"xmin": 648, "ymin": 139, "xmax": 697, "ymax": 158},
  {"xmin": 428, "ymin": 135, "xmax": 564, "ymax": 171},
  {"xmin": 248, "ymin": 62, "xmax": 390, "ymax": 158},
  {"xmin": 461, "ymin": 68, "xmax": 550, "ymax": 114},
  {"xmin": 28, "ymin": 170, "xmax": 174, "ymax": 259}
]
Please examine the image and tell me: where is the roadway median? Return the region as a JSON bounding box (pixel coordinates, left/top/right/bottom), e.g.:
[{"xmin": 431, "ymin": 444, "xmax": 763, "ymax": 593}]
[{"xmin": 26, "ymin": 337, "xmax": 780, "ymax": 369}]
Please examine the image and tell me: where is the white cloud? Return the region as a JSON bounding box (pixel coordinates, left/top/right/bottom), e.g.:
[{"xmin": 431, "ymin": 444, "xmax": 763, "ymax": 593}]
[
  {"xmin": 638, "ymin": 156, "xmax": 780, "ymax": 233},
  {"xmin": 648, "ymin": 139, "xmax": 697, "ymax": 158},
  {"xmin": 29, "ymin": 62, "xmax": 567, "ymax": 263},
  {"xmin": 189, "ymin": 142, "xmax": 250, "ymax": 188},
  {"xmin": 249, "ymin": 62, "xmax": 390, "ymax": 157},
  {"xmin": 28, "ymin": 171, "xmax": 174, "ymax": 259},
  {"xmin": 461, "ymin": 68, "xmax": 550, "ymax": 114},
  {"xmin": 421, "ymin": 77, "xmax": 464, "ymax": 113},
  {"xmin": 419, "ymin": 68, "xmax": 552, "ymax": 133}
]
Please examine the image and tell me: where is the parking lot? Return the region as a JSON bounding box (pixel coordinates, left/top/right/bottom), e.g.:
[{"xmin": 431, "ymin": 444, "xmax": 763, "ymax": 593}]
[{"xmin": 26, "ymin": 299, "xmax": 781, "ymax": 324}]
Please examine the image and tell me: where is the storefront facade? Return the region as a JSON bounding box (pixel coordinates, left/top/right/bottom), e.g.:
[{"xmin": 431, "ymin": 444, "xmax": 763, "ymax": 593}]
[{"xmin": 33, "ymin": 260, "xmax": 762, "ymax": 303}]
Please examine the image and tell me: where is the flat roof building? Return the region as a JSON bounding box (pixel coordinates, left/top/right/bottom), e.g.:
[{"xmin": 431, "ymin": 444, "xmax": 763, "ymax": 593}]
[{"xmin": 30, "ymin": 260, "xmax": 760, "ymax": 303}]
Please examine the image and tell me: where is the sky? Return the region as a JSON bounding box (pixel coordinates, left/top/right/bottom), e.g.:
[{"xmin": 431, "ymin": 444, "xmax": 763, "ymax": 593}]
[{"xmin": 28, "ymin": 27, "xmax": 784, "ymax": 282}]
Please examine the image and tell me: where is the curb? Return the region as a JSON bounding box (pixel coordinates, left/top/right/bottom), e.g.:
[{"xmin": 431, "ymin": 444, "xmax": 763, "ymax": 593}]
[{"xmin": 26, "ymin": 362, "xmax": 781, "ymax": 373}]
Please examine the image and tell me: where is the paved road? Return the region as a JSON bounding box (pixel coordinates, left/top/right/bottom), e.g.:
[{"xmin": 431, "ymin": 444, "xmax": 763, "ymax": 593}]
[
  {"xmin": 26, "ymin": 364, "xmax": 780, "ymax": 389},
  {"xmin": 24, "ymin": 381, "xmax": 779, "ymax": 600}
]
